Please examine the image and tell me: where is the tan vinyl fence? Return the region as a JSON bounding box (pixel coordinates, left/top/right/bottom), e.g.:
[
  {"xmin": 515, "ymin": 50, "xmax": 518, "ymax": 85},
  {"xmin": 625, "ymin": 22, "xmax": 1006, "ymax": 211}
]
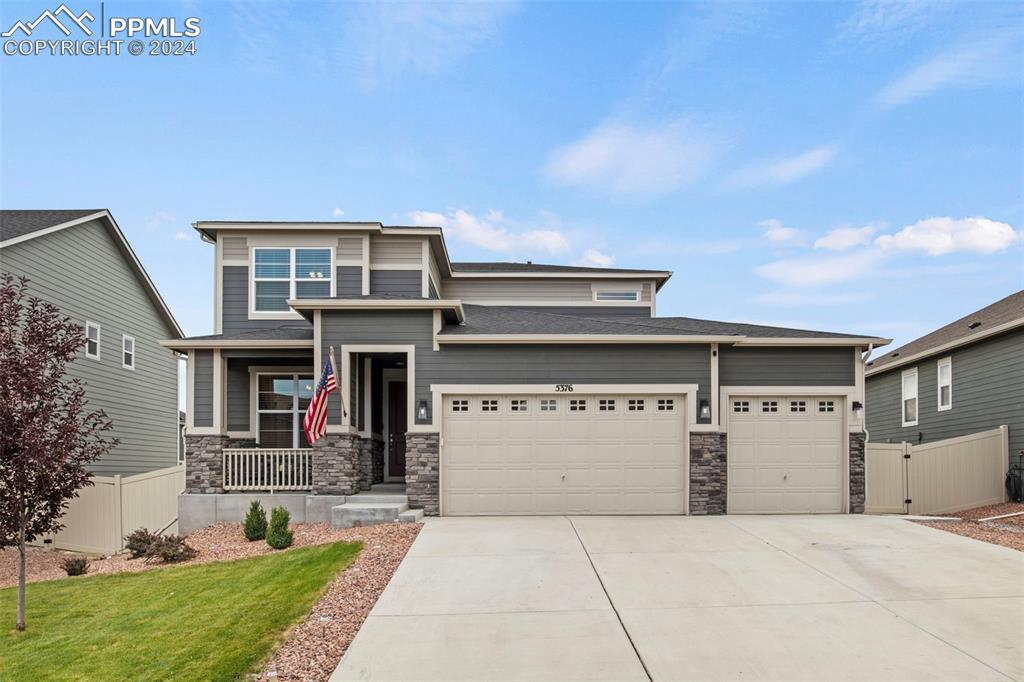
[
  {"xmin": 45, "ymin": 464, "xmax": 184, "ymax": 555},
  {"xmin": 865, "ymin": 426, "xmax": 1009, "ymax": 515}
]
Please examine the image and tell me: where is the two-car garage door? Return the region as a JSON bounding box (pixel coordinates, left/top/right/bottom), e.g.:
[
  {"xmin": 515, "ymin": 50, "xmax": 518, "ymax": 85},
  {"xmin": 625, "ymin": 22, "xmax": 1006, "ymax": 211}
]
[
  {"xmin": 442, "ymin": 393, "xmax": 686, "ymax": 515},
  {"xmin": 727, "ymin": 396, "xmax": 845, "ymax": 513}
]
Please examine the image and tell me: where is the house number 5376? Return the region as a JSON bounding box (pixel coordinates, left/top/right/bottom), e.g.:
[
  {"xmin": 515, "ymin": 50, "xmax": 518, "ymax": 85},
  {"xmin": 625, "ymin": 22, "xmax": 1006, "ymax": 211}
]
[{"xmin": 555, "ymin": 384, "xmax": 574, "ymax": 392}]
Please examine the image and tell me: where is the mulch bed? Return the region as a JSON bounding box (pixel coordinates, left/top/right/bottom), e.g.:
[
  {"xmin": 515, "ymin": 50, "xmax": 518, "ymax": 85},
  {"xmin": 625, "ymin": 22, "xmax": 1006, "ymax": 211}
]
[{"xmin": 916, "ymin": 502, "xmax": 1024, "ymax": 552}]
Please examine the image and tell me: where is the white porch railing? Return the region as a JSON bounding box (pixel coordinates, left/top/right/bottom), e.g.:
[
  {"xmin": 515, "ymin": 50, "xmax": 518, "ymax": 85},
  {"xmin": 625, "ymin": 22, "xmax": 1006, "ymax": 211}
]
[{"xmin": 223, "ymin": 449, "xmax": 313, "ymax": 492}]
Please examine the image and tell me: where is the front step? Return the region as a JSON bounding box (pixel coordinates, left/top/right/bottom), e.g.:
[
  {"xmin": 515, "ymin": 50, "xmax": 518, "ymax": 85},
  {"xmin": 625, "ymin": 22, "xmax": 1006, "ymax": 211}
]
[
  {"xmin": 331, "ymin": 500, "xmax": 409, "ymax": 528},
  {"xmin": 398, "ymin": 508, "xmax": 424, "ymax": 523}
]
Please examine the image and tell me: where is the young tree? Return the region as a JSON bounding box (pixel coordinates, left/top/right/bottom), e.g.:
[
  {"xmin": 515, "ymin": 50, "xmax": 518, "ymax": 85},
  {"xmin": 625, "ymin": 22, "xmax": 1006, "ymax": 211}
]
[{"xmin": 0, "ymin": 274, "xmax": 117, "ymax": 631}]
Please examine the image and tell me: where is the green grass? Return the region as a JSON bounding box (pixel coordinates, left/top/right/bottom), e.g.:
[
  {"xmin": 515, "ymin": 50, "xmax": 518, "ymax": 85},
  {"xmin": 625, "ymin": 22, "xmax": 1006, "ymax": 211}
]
[{"xmin": 0, "ymin": 541, "xmax": 362, "ymax": 681}]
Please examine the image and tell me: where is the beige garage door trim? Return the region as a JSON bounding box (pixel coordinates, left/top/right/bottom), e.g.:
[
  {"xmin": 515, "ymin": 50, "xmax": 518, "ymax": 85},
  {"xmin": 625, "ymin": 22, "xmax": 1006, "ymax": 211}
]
[
  {"xmin": 435, "ymin": 385, "xmax": 695, "ymax": 516},
  {"xmin": 722, "ymin": 388, "xmax": 848, "ymax": 514}
]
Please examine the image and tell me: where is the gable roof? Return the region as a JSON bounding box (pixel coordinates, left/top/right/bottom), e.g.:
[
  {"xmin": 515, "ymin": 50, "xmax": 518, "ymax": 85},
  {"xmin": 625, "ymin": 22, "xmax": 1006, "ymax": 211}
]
[
  {"xmin": 0, "ymin": 209, "xmax": 183, "ymax": 339},
  {"xmin": 866, "ymin": 290, "xmax": 1024, "ymax": 375}
]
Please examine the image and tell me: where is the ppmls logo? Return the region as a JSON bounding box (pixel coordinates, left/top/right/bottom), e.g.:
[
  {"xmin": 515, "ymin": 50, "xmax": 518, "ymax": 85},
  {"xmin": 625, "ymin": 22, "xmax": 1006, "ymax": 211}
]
[
  {"xmin": 3, "ymin": 3, "xmax": 201, "ymax": 58},
  {"xmin": 2, "ymin": 4, "xmax": 94, "ymax": 37}
]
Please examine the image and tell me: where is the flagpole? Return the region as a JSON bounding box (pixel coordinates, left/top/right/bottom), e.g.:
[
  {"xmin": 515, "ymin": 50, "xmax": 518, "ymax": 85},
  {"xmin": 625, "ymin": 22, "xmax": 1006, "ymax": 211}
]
[{"xmin": 329, "ymin": 346, "xmax": 347, "ymax": 418}]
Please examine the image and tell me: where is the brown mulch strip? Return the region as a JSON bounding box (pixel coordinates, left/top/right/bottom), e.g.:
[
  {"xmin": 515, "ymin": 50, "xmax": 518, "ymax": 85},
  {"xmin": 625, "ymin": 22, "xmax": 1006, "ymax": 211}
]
[
  {"xmin": 916, "ymin": 502, "xmax": 1024, "ymax": 552},
  {"xmin": 258, "ymin": 523, "xmax": 420, "ymax": 680}
]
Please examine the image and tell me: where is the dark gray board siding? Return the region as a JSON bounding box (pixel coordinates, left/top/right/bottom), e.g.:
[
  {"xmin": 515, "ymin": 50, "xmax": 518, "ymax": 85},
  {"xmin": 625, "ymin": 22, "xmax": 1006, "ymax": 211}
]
[
  {"xmin": 222, "ymin": 266, "xmax": 312, "ymax": 332},
  {"xmin": 337, "ymin": 266, "xmax": 362, "ymax": 297},
  {"xmin": 193, "ymin": 350, "xmax": 214, "ymax": 427},
  {"xmin": 1, "ymin": 219, "xmax": 179, "ymax": 475},
  {"xmin": 225, "ymin": 356, "xmax": 314, "ymax": 432},
  {"xmin": 370, "ymin": 270, "xmax": 422, "ymax": 297},
  {"xmin": 866, "ymin": 329, "xmax": 1024, "ymax": 455},
  {"xmin": 505, "ymin": 306, "xmax": 653, "ymax": 317},
  {"xmin": 719, "ymin": 346, "xmax": 855, "ymax": 386},
  {"xmin": 428, "ymin": 279, "xmax": 439, "ymax": 299},
  {"xmin": 321, "ymin": 310, "xmax": 712, "ymax": 426}
]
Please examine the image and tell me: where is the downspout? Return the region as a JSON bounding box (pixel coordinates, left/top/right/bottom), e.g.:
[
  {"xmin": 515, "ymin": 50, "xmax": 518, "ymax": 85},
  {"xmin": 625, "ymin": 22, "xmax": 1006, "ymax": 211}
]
[{"xmin": 860, "ymin": 343, "xmax": 874, "ymax": 443}]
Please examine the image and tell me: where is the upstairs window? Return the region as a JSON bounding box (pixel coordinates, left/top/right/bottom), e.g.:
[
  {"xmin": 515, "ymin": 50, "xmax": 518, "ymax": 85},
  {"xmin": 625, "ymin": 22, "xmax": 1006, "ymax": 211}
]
[
  {"xmin": 937, "ymin": 357, "xmax": 952, "ymax": 411},
  {"xmin": 122, "ymin": 335, "xmax": 135, "ymax": 370},
  {"xmin": 902, "ymin": 368, "xmax": 918, "ymax": 427},
  {"xmin": 85, "ymin": 321, "xmax": 100, "ymax": 360},
  {"xmin": 253, "ymin": 247, "xmax": 332, "ymax": 312},
  {"xmin": 594, "ymin": 290, "xmax": 639, "ymax": 302}
]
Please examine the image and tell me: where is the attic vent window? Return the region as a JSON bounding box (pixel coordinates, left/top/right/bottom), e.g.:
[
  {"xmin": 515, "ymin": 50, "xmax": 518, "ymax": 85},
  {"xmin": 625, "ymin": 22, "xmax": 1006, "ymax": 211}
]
[
  {"xmin": 968, "ymin": 321, "xmax": 981, "ymax": 330},
  {"xmin": 594, "ymin": 290, "xmax": 640, "ymax": 302}
]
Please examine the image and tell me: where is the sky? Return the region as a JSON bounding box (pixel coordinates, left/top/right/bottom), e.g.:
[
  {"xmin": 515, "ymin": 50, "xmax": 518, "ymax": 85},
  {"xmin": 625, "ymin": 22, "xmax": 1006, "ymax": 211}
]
[{"xmin": 1, "ymin": 0, "xmax": 1022, "ymax": 359}]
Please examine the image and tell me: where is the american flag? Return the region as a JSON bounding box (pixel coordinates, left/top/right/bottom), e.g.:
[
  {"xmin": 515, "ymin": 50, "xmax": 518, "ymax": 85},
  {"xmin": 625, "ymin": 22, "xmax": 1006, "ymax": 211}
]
[{"xmin": 303, "ymin": 355, "xmax": 337, "ymax": 445}]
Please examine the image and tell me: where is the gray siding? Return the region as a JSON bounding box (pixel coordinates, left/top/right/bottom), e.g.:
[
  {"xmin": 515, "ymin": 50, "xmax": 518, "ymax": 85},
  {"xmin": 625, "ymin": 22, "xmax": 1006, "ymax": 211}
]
[
  {"xmin": 1, "ymin": 219, "xmax": 179, "ymax": 475},
  {"xmin": 193, "ymin": 350, "xmax": 213, "ymax": 428},
  {"xmin": 337, "ymin": 266, "xmax": 362, "ymax": 297},
  {"xmin": 866, "ymin": 329, "xmax": 1024, "ymax": 454},
  {"xmin": 321, "ymin": 310, "xmax": 711, "ymax": 426},
  {"xmin": 222, "ymin": 266, "xmax": 312, "ymax": 332},
  {"xmin": 428, "ymin": 279, "xmax": 439, "ymax": 299},
  {"xmin": 719, "ymin": 346, "xmax": 855, "ymax": 386},
  {"xmin": 370, "ymin": 270, "xmax": 422, "ymax": 297},
  {"xmin": 505, "ymin": 306, "xmax": 652, "ymax": 317}
]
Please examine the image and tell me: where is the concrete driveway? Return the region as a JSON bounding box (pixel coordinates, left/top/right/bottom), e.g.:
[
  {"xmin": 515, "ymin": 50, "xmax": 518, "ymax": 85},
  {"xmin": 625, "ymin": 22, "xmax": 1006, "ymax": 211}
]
[{"xmin": 332, "ymin": 515, "xmax": 1024, "ymax": 681}]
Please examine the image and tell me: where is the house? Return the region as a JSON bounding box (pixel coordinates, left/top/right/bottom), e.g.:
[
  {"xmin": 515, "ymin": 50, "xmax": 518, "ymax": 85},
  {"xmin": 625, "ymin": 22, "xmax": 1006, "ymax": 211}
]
[
  {"xmin": 165, "ymin": 220, "xmax": 890, "ymax": 531},
  {"xmin": 1, "ymin": 209, "xmax": 183, "ymax": 475},
  {"xmin": 865, "ymin": 290, "xmax": 1024, "ymax": 456}
]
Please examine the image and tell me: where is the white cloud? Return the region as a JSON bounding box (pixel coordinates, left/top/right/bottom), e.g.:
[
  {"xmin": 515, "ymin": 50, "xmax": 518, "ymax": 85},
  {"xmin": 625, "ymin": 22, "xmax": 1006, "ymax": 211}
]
[
  {"xmin": 173, "ymin": 231, "xmax": 192, "ymax": 242},
  {"xmin": 348, "ymin": 2, "xmax": 518, "ymax": 87},
  {"xmin": 576, "ymin": 249, "xmax": 614, "ymax": 268},
  {"xmin": 814, "ymin": 225, "xmax": 877, "ymax": 250},
  {"xmin": 409, "ymin": 209, "xmax": 570, "ymax": 256},
  {"xmin": 543, "ymin": 118, "xmax": 721, "ymax": 199},
  {"xmin": 837, "ymin": 0, "xmax": 945, "ymax": 44},
  {"xmin": 876, "ymin": 30, "xmax": 1020, "ymax": 107},
  {"xmin": 331, "ymin": 207, "xmax": 345, "ymax": 217},
  {"xmin": 876, "ymin": 217, "xmax": 1019, "ymax": 255},
  {"xmin": 726, "ymin": 144, "xmax": 838, "ymax": 189},
  {"xmin": 758, "ymin": 218, "xmax": 802, "ymax": 244},
  {"xmin": 143, "ymin": 211, "xmax": 176, "ymax": 232},
  {"xmin": 755, "ymin": 250, "xmax": 883, "ymax": 287}
]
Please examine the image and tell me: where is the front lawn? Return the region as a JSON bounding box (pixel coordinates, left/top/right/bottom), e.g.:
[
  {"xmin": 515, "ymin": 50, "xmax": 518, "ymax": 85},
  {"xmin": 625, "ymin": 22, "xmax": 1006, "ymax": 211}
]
[{"xmin": 0, "ymin": 541, "xmax": 361, "ymax": 681}]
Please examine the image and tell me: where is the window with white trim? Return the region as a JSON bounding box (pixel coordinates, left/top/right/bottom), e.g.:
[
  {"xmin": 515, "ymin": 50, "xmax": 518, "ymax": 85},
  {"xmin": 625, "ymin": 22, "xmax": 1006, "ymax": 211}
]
[
  {"xmin": 594, "ymin": 290, "xmax": 640, "ymax": 302},
  {"xmin": 937, "ymin": 357, "xmax": 952, "ymax": 411},
  {"xmin": 253, "ymin": 247, "xmax": 332, "ymax": 312},
  {"xmin": 733, "ymin": 400, "xmax": 750, "ymax": 413},
  {"xmin": 789, "ymin": 400, "xmax": 806, "ymax": 413},
  {"xmin": 510, "ymin": 399, "xmax": 528, "ymax": 412},
  {"xmin": 628, "ymin": 398, "xmax": 645, "ymax": 411},
  {"xmin": 657, "ymin": 398, "xmax": 674, "ymax": 411},
  {"xmin": 257, "ymin": 374, "xmax": 314, "ymax": 448},
  {"xmin": 599, "ymin": 399, "xmax": 616, "ymax": 411},
  {"xmin": 84, "ymin": 321, "xmax": 100, "ymax": 360},
  {"xmin": 540, "ymin": 399, "xmax": 557, "ymax": 412},
  {"xmin": 122, "ymin": 335, "xmax": 135, "ymax": 370},
  {"xmin": 451, "ymin": 399, "xmax": 469, "ymax": 412},
  {"xmin": 761, "ymin": 400, "xmax": 778, "ymax": 413},
  {"xmin": 818, "ymin": 400, "xmax": 835, "ymax": 413},
  {"xmin": 902, "ymin": 368, "xmax": 918, "ymax": 426},
  {"xmin": 481, "ymin": 399, "xmax": 498, "ymax": 412},
  {"xmin": 569, "ymin": 399, "xmax": 587, "ymax": 411}
]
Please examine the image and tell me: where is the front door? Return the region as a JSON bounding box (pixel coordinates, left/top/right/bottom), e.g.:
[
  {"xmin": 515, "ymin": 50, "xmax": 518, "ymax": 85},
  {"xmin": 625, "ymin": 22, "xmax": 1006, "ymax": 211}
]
[{"xmin": 387, "ymin": 382, "xmax": 407, "ymax": 478}]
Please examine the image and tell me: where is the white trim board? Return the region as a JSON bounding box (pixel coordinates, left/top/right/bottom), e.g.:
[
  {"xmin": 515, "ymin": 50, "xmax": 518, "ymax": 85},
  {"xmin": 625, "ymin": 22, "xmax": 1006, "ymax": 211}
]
[{"xmin": 865, "ymin": 316, "xmax": 1024, "ymax": 376}]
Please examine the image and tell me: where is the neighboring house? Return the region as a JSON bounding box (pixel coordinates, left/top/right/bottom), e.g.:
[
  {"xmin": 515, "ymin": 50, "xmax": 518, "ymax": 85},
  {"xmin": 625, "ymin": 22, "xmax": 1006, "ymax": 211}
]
[
  {"xmin": 0, "ymin": 209, "xmax": 183, "ymax": 475},
  {"xmin": 865, "ymin": 290, "xmax": 1024, "ymax": 456},
  {"xmin": 166, "ymin": 220, "xmax": 889, "ymax": 531}
]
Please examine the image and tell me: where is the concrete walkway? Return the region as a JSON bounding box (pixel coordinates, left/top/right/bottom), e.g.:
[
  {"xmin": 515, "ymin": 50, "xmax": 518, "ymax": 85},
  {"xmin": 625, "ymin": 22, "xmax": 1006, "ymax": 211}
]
[{"xmin": 332, "ymin": 515, "xmax": 1024, "ymax": 681}]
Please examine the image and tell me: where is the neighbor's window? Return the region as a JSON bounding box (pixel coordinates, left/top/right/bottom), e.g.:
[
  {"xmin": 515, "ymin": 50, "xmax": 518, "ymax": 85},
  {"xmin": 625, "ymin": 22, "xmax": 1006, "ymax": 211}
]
[
  {"xmin": 253, "ymin": 247, "xmax": 332, "ymax": 312},
  {"xmin": 594, "ymin": 290, "xmax": 639, "ymax": 302},
  {"xmin": 901, "ymin": 368, "xmax": 918, "ymax": 427},
  {"xmin": 85, "ymin": 321, "xmax": 100, "ymax": 360},
  {"xmin": 257, "ymin": 374, "xmax": 314, "ymax": 448},
  {"xmin": 122, "ymin": 335, "xmax": 135, "ymax": 370},
  {"xmin": 937, "ymin": 357, "xmax": 952, "ymax": 411}
]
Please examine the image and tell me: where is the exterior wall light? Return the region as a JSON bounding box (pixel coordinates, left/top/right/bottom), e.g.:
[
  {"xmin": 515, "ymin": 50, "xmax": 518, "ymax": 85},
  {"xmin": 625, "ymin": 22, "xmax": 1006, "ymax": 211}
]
[
  {"xmin": 416, "ymin": 399, "xmax": 428, "ymax": 422},
  {"xmin": 852, "ymin": 400, "xmax": 863, "ymax": 411},
  {"xmin": 698, "ymin": 399, "xmax": 711, "ymax": 420}
]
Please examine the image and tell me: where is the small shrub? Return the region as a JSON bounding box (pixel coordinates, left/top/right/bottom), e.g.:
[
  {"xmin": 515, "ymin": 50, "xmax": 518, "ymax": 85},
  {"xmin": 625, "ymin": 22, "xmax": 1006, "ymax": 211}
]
[
  {"xmin": 61, "ymin": 556, "xmax": 88, "ymax": 576},
  {"xmin": 266, "ymin": 506, "xmax": 293, "ymax": 550},
  {"xmin": 243, "ymin": 500, "xmax": 268, "ymax": 541},
  {"xmin": 124, "ymin": 528, "xmax": 160, "ymax": 559},
  {"xmin": 148, "ymin": 535, "xmax": 197, "ymax": 563}
]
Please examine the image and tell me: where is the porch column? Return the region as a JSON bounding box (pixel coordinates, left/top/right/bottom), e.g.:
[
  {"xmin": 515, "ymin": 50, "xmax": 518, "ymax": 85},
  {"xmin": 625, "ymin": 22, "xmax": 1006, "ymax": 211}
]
[{"xmin": 312, "ymin": 433, "xmax": 360, "ymax": 495}]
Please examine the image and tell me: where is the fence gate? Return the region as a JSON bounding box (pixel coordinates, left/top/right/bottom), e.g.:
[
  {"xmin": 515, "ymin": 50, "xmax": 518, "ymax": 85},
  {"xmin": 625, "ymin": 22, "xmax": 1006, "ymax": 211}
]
[{"xmin": 865, "ymin": 426, "xmax": 1008, "ymax": 515}]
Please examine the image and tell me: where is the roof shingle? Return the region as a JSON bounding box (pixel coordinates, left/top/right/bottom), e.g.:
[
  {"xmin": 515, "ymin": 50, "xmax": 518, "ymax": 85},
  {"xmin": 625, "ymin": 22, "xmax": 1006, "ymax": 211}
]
[{"xmin": 0, "ymin": 210, "xmax": 104, "ymax": 242}]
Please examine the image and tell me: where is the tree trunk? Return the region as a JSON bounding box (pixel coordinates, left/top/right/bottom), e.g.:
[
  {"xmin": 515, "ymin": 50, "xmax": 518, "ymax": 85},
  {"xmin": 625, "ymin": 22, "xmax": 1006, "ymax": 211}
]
[{"xmin": 17, "ymin": 524, "xmax": 26, "ymax": 631}]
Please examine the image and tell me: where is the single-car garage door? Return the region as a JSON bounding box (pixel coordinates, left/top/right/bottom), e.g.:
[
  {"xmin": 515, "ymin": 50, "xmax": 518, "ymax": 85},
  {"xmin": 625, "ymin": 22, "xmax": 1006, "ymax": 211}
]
[
  {"xmin": 442, "ymin": 393, "xmax": 686, "ymax": 515},
  {"xmin": 728, "ymin": 396, "xmax": 844, "ymax": 513}
]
